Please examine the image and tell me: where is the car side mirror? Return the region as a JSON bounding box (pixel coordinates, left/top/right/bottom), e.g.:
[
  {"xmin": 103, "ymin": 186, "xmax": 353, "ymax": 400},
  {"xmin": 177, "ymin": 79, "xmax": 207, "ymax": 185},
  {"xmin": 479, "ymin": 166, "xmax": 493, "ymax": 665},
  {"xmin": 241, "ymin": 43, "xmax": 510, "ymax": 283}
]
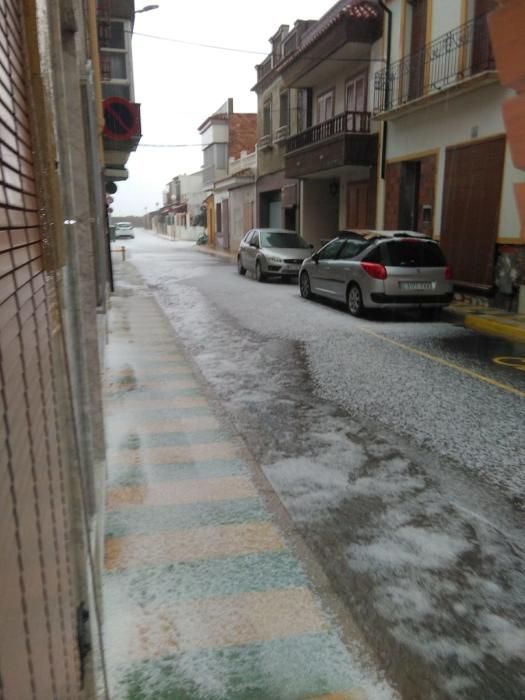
[
  {"xmin": 251, "ymin": 241, "xmax": 259, "ymax": 249},
  {"xmin": 312, "ymin": 253, "xmax": 319, "ymax": 263}
]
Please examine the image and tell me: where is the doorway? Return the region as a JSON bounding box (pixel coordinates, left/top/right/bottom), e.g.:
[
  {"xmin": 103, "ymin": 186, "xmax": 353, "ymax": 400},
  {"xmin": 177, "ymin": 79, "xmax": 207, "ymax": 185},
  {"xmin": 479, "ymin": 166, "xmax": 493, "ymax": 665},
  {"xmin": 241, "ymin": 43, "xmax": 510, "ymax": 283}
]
[
  {"xmin": 398, "ymin": 161, "xmax": 421, "ymax": 230},
  {"xmin": 408, "ymin": 0, "xmax": 428, "ymax": 100},
  {"xmin": 472, "ymin": 0, "xmax": 497, "ymax": 73},
  {"xmin": 346, "ymin": 181, "xmax": 370, "ymax": 229},
  {"xmin": 260, "ymin": 190, "xmax": 282, "ymax": 228},
  {"xmin": 284, "ymin": 206, "xmax": 297, "ymax": 231}
]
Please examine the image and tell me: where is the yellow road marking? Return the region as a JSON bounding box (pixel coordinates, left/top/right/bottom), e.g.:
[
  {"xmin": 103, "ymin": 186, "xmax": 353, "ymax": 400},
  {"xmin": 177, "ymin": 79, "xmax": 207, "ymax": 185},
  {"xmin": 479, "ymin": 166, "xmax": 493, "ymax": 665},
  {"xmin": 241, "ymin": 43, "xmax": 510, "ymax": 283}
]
[
  {"xmin": 493, "ymin": 356, "xmax": 525, "ymax": 373},
  {"xmin": 358, "ymin": 327, "xmax": 525, "ymax": 399}
]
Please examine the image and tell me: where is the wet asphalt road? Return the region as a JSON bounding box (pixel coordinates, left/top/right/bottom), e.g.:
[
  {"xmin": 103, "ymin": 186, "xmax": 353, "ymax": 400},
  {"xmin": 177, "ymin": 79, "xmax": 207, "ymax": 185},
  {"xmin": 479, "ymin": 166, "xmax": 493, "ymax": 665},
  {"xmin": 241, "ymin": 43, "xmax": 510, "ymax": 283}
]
[{"xmin": 122, "ymin": 231, "xmax": 525, "ymax": 700}]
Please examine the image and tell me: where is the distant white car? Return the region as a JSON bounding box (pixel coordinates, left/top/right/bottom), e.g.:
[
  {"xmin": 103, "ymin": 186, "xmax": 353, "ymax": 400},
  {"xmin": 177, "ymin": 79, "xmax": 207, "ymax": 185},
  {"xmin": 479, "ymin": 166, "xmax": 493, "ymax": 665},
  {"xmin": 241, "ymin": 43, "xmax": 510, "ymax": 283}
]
[{"xmin": 115, "ymin": 222, "xmax": 134, "ymax": 239}]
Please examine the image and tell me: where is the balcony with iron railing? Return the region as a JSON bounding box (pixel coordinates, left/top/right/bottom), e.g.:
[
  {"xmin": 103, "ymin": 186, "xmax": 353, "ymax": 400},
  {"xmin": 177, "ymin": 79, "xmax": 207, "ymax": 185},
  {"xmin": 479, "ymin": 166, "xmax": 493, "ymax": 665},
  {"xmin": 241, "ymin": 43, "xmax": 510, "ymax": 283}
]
[
  {"xmin": 286, "ymin": 111, "xmax": 371, "ymax": 152},
  {"xmin": 374, "ymin": 13, "xmax": 496, "ymax": 116},
  {"xmin": 284, "ymin": 110, "xmax": 377, "ymax": 178}
]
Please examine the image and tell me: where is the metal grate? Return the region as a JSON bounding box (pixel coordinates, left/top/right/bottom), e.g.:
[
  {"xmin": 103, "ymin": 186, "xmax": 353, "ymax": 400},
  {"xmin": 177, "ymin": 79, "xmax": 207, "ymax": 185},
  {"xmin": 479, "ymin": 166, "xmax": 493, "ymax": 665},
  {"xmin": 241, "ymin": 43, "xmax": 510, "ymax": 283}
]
[
  {"xmin": 374, "ymin": 13, "xmax": 496, "ymax": 114},
  {"xmin": 0, "ymin": 1, "xmax": 80, "ymax": 697},
  {"xmin": 285, "ymin": 110, "xmax": 371, "ymax": 153}
]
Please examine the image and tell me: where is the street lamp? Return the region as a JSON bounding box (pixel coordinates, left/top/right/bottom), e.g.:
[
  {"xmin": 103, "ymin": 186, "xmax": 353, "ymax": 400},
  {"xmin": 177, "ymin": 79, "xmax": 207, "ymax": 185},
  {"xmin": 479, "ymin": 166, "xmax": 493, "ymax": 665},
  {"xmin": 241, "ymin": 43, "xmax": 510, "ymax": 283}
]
[{"xmin": 135, "ymin": 4, "xmax": 159, "ymax": 13}]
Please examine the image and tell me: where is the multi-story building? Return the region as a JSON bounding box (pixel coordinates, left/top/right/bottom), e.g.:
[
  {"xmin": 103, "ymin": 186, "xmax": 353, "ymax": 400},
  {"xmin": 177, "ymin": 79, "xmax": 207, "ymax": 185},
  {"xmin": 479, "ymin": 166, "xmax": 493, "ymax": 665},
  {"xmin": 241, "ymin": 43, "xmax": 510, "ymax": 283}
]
[
  {"xmin": 253, "ymin": 23, "xmax": 315, "ymax": 231},
  {"xmin": 276, "ymin": 0, "xmax": 523, "ymax": 302},
  {"xmin": 372, "ymin": 0, "xmax": 523, "ymax": 298},
  {"xmin": 1, "ymin": 0, "xmax": 115, "ymax": 697},
  {"xmin": 162, "ymin": 172, "xmax": 207, "ymax": 241},
  {"xmin": 98, "ymin": 0, "xmax": 142, "ymax": 184},
  {"xmin": 217, "ymin": 149, "xmax": 257, "ymax": 252},
  {"xmin": 198, "ymin": 99, "xmax": 257, "ymax": 249},
  {"xmin": 279, "ymin": 2, "xmax": 383, "ymax": 246}
]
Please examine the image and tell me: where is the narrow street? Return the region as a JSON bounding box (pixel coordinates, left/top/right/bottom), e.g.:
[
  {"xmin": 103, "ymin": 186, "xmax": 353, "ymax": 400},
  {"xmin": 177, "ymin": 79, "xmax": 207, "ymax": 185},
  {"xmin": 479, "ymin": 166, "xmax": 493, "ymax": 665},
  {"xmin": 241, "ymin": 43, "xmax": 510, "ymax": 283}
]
[{"xmin": 104, "ymin": 230, "xmax": 525, "ymax": 700}]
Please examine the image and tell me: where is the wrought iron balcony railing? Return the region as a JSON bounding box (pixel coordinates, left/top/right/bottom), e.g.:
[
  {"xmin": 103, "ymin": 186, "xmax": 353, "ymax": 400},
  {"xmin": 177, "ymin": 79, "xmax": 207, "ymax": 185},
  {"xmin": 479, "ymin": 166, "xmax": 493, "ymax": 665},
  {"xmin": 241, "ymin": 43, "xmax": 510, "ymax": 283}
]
[
  {"xmin": 285, "ymin": 111, "xmax": 371, "ymax": 153},
  {"xmin": 374, "ymin": 14, "xmax": 495, "ymax": 114}
]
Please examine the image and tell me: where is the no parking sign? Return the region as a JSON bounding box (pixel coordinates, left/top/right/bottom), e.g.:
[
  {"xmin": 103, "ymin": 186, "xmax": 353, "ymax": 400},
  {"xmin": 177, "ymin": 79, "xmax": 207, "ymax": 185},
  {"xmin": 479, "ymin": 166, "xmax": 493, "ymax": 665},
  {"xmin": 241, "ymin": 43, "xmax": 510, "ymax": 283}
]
[{"xmin": 103, "ymin": 97, "xmax": 141, "ymax": 141}]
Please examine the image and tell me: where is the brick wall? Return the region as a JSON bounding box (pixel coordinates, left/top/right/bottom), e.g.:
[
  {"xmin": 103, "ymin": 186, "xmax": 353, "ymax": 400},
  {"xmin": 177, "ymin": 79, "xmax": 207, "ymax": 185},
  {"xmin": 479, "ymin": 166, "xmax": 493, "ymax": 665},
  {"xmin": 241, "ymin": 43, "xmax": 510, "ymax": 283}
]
[{"xmin": 228, "ymin": 113, "xmax": 257, "ymax": 160}]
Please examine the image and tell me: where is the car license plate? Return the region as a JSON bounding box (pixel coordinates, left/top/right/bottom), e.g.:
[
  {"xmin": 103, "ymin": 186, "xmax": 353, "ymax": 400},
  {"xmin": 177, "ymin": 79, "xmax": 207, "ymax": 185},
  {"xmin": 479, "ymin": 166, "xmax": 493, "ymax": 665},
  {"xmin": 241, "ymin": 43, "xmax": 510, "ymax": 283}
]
[{"xmin": 399, "ymin": 281, "xmax": 433, "ymax": 290}]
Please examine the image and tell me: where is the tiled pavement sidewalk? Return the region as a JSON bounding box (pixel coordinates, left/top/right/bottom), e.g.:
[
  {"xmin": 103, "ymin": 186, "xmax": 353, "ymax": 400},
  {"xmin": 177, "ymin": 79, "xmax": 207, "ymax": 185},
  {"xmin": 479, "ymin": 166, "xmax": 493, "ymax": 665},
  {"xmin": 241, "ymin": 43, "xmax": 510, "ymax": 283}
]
[{"xmin": 102, "ymin": 268, "xmax": 375, "ymax": 700}]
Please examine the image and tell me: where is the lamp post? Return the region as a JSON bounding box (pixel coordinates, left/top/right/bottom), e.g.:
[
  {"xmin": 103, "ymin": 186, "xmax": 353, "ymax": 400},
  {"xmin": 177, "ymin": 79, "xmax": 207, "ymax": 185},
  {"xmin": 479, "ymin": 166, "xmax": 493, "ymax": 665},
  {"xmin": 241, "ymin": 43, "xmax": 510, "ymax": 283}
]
[{"xmin": 135, "ymin": 5, "xmax": 159, "ymax": 13}]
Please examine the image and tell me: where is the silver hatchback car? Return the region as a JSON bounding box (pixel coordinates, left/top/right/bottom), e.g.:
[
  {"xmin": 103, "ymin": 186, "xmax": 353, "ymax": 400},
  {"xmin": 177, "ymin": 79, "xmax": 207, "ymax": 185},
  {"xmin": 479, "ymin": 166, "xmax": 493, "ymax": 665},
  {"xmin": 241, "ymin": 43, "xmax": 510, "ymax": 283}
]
[
  {"xmin": 299, "ymin": 230, "xmax": 454, "ymax": 316},
  {"xmin": 237, "ymin": 228, "xmax": 313, "ymax": 281}
]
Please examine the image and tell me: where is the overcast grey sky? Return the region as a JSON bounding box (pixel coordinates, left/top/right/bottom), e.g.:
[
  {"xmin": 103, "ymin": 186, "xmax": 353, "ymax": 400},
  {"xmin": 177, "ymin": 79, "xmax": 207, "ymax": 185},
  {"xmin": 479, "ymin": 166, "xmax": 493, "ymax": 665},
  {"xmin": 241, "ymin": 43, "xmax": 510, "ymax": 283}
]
[{"xmin": 114, "ymin": 0, "xmax": 331, "ymax": 216}]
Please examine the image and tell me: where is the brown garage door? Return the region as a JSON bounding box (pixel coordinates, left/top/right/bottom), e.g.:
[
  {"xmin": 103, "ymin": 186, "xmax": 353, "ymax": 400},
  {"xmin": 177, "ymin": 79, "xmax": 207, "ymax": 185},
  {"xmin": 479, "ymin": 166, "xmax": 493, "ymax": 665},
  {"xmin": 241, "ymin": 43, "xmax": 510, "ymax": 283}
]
[
  {"xmin": 440, "ymin": 136, "xmax": 506, "ymax": 287},
  {"xmin": 1, "ymin": 1, "xmax": 81, "ymax": 698}
]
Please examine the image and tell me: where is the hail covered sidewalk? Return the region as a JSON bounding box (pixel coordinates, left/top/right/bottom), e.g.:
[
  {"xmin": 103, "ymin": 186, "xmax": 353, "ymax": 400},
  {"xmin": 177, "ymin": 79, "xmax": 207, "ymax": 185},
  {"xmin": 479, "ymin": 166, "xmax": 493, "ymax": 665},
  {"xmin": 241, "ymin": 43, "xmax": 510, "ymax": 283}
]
[{"xmin": 102, "ymin": 259, "xmax": 393, "ymax": 700}]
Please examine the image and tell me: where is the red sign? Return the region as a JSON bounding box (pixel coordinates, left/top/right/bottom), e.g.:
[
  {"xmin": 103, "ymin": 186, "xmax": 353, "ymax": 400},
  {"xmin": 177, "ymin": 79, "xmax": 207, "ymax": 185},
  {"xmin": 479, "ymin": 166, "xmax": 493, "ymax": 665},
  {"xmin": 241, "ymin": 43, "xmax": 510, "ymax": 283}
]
[{"xmin": 103, "ymin": 97, "xmax": 141, "ymax": 141}]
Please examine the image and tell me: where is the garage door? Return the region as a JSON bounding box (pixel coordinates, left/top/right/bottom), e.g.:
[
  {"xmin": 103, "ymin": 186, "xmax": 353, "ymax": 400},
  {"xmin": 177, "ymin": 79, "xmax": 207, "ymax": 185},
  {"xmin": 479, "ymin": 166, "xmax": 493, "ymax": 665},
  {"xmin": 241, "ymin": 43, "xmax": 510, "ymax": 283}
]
[
  {"xmin": 440, "ymin": 136, "xmax": 505, "ymax": 287},
  {"xmin": 0, "ymin": 2, "xmax": 81, "ymax": 698}
]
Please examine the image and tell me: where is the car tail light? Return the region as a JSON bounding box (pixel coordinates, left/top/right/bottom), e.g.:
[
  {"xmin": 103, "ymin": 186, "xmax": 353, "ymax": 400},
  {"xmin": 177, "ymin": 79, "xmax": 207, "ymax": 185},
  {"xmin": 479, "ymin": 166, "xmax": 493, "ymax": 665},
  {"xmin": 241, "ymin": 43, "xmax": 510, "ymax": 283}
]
[
  {"xmin": 361, "ymin": 262, "xmax": 388, "ymax": 280},
  {"xmin": 445, "ymin": 265, "xmax": 453, "ymax": 280}
]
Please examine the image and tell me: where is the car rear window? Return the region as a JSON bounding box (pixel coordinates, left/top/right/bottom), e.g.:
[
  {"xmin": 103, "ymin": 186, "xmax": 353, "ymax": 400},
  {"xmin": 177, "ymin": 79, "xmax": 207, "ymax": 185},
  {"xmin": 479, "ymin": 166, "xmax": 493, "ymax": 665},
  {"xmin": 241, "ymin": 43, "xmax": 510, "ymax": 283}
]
[
  {"xmin": 385, "ymin": 241, "xmax": 446, "ymax": 267},
  {"xmin": 363, "ymin": 245, "xmax": 382, "ymax": 263}
]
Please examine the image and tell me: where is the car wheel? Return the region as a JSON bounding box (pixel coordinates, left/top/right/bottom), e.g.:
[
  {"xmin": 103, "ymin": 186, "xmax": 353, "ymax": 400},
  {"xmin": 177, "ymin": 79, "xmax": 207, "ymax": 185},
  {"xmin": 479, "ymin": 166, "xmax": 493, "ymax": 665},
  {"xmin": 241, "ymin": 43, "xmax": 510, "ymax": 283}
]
[
  {"xmin": 255, "ymin": 260, "xmax": 266, "ymax": 282},
  {"xmin": 300, "ymin": 271, "xmax": 312, "ymax": 299},
  {"xmin": 237, "ymin": 256, "xmax": 246, "ymax": 276},
  {"xmin": 347, "ymin": 283, "xmax": 364, "ymax": 317}
]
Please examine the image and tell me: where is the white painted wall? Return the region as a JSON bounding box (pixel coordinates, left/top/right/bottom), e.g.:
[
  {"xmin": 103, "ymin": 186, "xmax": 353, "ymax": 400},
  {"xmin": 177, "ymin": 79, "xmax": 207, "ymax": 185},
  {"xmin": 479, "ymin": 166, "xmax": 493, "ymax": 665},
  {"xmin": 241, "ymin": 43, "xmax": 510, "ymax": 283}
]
[
  {"xmin": 387, "ymin": 0, "xmax": 403, "ymax": 63},
  {"xmin": 179, "ymin": 172, "xmax": 205, "ymax": 217},
  {"xmin": 229, "ymin": 184, "xmax": 256, "ymax": 252},
  {"xmin": 229, "ymin": 150, "xmax": 257, "ymax": 176},
  {"xmin": 300, "ymin": 180, "xmax": 339, "ymax": 246},
  {"xmin": 200, "ymin": 122, "xmax": 228, "ymax": 147},
  {"xmin": 385, "ymin": 82, "xmax": 525, "ymax": 240}
]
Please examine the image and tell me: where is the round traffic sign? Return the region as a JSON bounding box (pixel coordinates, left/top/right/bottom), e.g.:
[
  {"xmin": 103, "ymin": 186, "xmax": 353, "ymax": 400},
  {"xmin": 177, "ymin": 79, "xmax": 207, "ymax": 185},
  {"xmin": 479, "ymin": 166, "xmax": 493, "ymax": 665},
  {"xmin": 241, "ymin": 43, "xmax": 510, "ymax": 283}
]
[{"xmin": 103, "ymin": 97, "xmax": 140, "ymax": 141}]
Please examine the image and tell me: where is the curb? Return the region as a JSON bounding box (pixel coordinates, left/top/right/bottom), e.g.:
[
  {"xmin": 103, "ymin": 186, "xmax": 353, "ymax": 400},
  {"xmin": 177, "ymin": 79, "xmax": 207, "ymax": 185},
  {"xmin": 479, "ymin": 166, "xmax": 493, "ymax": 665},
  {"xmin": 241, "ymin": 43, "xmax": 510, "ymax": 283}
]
[
  {"xmin": 194, "ymin": 245, "xmax": 235, "ymax": 262},
  {"xmin": 464, "ymin": 314, "xmax": 525, "ymax": 344}
]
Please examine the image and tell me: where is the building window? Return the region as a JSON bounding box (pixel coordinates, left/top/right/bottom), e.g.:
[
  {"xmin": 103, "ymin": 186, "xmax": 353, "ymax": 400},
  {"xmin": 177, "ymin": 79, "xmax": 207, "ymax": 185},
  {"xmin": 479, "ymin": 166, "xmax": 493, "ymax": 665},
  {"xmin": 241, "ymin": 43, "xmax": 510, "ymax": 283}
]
[
  {"xmin": 102, "ymin": 83, "xmax": 130, "ymax": 100},
  {"xmin": 216, "ymin": 203, "xmax": 222, "ymax": 232},
  {"xmin": 215, "ymin": 144, "xmax": 227, "ymax": 170},
  {"xmin": 100, "ymin": 21, "xmax": 126, "ymax": 49},
  {"xmin": 101, "ymin": 51, "xmax": 127, "ymax": 80},
  {"xmin": 263, "ymin": 99, "xmax": 272, "ymax": 136},
  {"xmin": 203, "ymin": 146, "xmax": 213, "ymax": 168},
  {"xmin": 346, "ymin": 73, "xmax": 367, "ymax": 112},
  {"xmin": 317, "ymin": 90, "xmax": 334, "ymax": 123},
  {"xmin": 283, "ymin": 33, "xmax": 297, "ymax": 56},
  {"xmin": 279, "ymin": 91, "xmax": 289, "ymax": 128}
]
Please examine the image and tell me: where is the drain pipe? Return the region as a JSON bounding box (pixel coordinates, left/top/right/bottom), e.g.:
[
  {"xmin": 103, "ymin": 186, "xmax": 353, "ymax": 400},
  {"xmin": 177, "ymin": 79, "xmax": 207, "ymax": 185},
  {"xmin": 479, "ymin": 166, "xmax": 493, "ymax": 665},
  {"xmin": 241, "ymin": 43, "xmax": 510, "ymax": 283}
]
[{"xmin": 378, "ymin": 0, "xmax": 392, "ymax": 179}]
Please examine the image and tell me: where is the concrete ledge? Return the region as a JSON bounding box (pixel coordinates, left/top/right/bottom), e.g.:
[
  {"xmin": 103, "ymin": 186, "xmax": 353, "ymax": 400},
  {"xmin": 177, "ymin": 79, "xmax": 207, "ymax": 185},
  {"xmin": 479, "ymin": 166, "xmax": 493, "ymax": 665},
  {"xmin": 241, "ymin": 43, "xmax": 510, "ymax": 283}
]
[
  {"xmin": 194, "ymin": 245, "xmax": 235, "ymax": 262},
  {"xmin": 464, "ymin": 313, "xmax": 525, "ymax": 344}
]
